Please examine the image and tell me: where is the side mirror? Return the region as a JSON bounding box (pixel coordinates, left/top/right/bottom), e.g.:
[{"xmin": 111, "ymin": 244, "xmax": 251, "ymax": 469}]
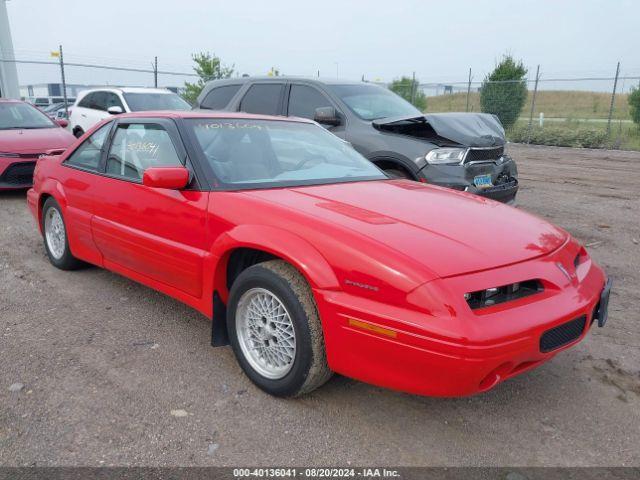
[
  {"xmin": 314, "ymin": 106, "xmax": 341, "ymax": 127},
  {"xmin": 56, "ymin": 118, "xmax": 69, "ymax": 128},
  {"xmin": 142, "ymin": 167, "xmax": 190, "ymax": 190},
  {"xmin": 107, "ymin": 106, "xmax": 124, "ymax": 115}
]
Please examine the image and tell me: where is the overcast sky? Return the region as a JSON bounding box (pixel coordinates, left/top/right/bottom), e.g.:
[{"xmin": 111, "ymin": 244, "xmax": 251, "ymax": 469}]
[{"xmin": 5, "ymin": 0, "xmax": 640, "ymax": 89}]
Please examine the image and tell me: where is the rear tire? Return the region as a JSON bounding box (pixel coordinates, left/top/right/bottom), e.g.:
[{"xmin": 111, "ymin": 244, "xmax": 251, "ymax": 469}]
[
  {"xmin": 41, "ymin": 197, "xmax": 84, "ymax": 270},
  {"xmin": 227, "ymin": 260, "xmax": 332, "ymax": 397}
]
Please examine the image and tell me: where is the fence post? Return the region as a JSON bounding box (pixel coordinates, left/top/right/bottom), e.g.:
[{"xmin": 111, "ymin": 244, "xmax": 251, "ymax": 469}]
[
  {"xmin": 58, "ymin": 45, "xmax": 68, "ymax": 120},
  {"xmin": 410, "ymin": 71, "xmax": 416, "ymax": 105},
  {"xmin": 153, "ymin": 56, "xmax": 158, "ymax": 87},
  {"xmin": 527, "ymin": 65, "xmax": 540, "ymax": 144},
  {"xmin": 466, "ymin": 68, "xmax": 472, "ymax": 112},
  {"xmin": 606, "ymin": 61, "xmax": 620, "ymax": 138}
]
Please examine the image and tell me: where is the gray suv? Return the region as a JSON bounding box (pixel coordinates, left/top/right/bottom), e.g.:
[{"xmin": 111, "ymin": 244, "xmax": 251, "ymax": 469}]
[{"xmin": 195, "ymin": 77, "xmax": 518, "ymax": 203}]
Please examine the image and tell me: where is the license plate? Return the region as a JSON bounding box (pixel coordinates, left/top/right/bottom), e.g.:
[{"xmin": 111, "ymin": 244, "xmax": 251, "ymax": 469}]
[{"xmin": 473, "ymin": 174, "xmax": 493, "ymax": 189}]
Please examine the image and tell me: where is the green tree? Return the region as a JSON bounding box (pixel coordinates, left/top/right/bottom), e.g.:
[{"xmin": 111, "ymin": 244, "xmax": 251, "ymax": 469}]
[
  {"xmin": 629, "ymin": 86, "xmax": 640, "ymax": 128},
  {"xmin": 389, "ymin": 76, "xmax": 427, "ymax": 111},
  {"xmin": 480, "ymin": 55, "xmax": 528, "ymax": 128},
  {"xmin": 182, "ymin": 52, "xmax": 234, "ymax": 105}
]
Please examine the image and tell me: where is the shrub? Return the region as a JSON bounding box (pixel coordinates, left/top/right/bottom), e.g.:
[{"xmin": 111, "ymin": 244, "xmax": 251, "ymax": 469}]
[
  {"xmin": 509, "ymin": 125, "xmax": 608, "ymax": 149},
  {"xmin": 629, "ymin": 86, "xmax": 640, "ymax": 127},
  {"xmin": 389, "ymin": 76, "xmax": 427, "ymax": 111},
  {"xmin": 480, "ymin": 55, "xmax": 528, "ymax": 128},
  {"xmin": 182, "ymin": 52, "xmax": 234, "ymax": 105}
]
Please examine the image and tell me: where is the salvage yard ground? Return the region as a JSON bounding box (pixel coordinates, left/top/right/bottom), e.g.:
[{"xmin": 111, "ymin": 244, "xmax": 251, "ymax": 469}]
[{"xmin": 1, "ymin": 144, "xmax": 639, "ymax": 466}]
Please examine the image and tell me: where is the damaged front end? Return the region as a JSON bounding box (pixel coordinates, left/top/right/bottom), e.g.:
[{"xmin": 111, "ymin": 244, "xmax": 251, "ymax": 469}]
[{"xmin": 373, "ymin": 112, "xmax": 518, "ymax": 204}]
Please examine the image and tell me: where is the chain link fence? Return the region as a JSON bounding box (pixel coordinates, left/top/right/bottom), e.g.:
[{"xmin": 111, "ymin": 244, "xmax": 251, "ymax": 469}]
[
  {"xmin": 2, "ymin": 51, "xmax": 640, "ymax": 150},
  {"xmin": 385, "ymin": 65, "xmax": 640, "ymax": 151}
]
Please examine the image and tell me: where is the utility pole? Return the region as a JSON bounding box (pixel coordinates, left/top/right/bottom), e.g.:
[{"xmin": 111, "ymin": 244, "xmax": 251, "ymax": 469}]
[
  {"xmin": 0, "ymin": 0, "xmax": 20, "ymax": 98},
  {"xmin": 58, "ymin": 45, "xmax": 69, "ymax": 119},
  {"xmin": 153, "ymin": 56, "xmax": 158, "ymax": 87}
]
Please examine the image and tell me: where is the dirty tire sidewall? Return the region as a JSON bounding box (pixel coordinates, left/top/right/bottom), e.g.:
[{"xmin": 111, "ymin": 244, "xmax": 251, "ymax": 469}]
[
  {"xmin": 41, "ymin": 197, "xmax": 83, "ymax": 271},
  {"xmin": 227, "ymin": 260, "xmax": 332, "ymax": 397}
]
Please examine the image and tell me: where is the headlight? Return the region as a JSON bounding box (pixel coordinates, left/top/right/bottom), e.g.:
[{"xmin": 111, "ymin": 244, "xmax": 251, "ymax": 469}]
[{"xmin": 425, "ymin": 148, "xmax": 467, "ymax": 165}]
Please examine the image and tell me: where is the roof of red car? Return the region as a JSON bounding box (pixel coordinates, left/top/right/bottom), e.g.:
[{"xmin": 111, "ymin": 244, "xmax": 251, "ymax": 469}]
[{"xmin": 115, "ymin": 110, "xmax": 315, "ymax": 124}]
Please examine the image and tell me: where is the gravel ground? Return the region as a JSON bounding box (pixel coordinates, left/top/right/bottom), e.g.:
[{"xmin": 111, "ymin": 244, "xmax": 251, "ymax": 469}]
[{"xmin": 1, "ymin": 144, "xmax": 639, "ymax": 467}]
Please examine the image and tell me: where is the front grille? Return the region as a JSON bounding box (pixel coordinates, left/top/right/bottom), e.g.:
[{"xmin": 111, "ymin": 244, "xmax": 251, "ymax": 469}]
[
  {"xmin": 464, "ymin": 146, "xmax": 504, "ymax": 163},
  {"xmin": 540, "ymin": 316, "xmax": 586, "ymax": 353},
  {"xmin": 0, "ymin": 161, "xmax": 36, "ymax": 186}
]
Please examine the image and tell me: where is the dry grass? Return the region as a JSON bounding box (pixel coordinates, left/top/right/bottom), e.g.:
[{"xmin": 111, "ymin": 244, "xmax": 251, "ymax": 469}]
[{"xmin": 425, "ymin": 90, "xmax": 631, "ymax": 120}]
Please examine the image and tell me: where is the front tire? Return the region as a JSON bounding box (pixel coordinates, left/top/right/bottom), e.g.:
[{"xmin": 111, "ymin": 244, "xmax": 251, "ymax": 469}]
[
  {"xmin": 41, "ymin": 197, "xmax": 84, "ymax": 270},
  {"xmin": 227, "ymin": 260, "xmax": 332, "ymax": 397},
  {"xmin": 384, "ymin": 168, "xmax": 411, "ymax": 179}
]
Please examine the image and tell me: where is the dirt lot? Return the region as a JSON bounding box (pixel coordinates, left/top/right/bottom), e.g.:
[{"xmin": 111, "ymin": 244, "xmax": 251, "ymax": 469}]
[{"xmin": 1, "ymin": 144, "xmax": 639, "ymax": 467}]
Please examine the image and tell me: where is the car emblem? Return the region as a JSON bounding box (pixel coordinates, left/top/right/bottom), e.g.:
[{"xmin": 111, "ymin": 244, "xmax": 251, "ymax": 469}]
[{"xmin": 556, "ymin": 262, "xmax": 574, "ymax": 281}]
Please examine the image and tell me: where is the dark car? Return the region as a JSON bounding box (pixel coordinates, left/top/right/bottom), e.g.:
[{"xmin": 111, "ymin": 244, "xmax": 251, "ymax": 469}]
[{"xmin": 195, "ymin": 77, "xmax": 518, "ymax": 203}]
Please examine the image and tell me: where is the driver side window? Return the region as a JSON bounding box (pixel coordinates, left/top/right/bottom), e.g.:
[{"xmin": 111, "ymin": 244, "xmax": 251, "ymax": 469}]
[
  {"xmin": 105, "ymin": 123, "xmax": 182, "ymax": 182},
  {"xmin": 287, "ymin": 85, "xmax": 332, "ymax": 120}
]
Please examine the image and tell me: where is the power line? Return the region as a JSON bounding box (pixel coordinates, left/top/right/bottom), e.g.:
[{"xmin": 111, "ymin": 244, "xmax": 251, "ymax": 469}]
[{"xmin": 0, "ymin": 57, "xmax": 198, "ymax": 77}]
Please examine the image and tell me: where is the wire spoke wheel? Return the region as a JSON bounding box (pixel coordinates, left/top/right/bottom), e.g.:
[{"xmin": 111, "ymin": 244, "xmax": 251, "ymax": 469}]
[
  {"xmin": 45, "ymin": 207, "xmax": 66, "ymax": 260},
  {"xmin": 236, "ymin": 287, "xmax": 296, "ymax": 380}
]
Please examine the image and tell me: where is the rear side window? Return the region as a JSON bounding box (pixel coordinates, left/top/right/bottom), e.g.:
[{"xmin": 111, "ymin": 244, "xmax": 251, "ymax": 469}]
[
  {"xmin": 77, "ymin": 93, "xmax": 94, "ymax": 108},
  {"xmin": 287, "ymin": 85, "xmax": 332, "ymax": 119},
  {"xmin": 239, "ymin": 84, "xmax": 283, "ymax": 115},
  {"xmin": 201, "ymin": 85, "xmax": 241, "ymax": 110},
  {"xmin": 106, "ymin": 123, "xmax": 182, "ymax": 182},
  {"xmin": 65, "ymin": 123, "xmax": 111, "ymax": 171}
]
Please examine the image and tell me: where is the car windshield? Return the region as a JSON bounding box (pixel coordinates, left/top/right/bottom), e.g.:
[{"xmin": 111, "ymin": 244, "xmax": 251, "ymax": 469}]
[
  {"xmin": 123, "ymin": 92, "xmax": 191, "ymax": 112},
  {"xmin": 329, "ymin": 84, "xmax": 422, "ymax": 121},
  {"xmin": 187, "ymin": 118, "xmax": 386, "ymax": 189},
  {"xmin": 0, "ymin": 102, "xmax": 56, "ymax": 130}
]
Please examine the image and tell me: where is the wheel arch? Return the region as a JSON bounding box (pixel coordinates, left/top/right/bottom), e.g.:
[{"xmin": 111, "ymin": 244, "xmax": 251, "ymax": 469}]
[
  {"xmin": 36, "ymin": 180, "xmax": 67, "ymax": 231},
  {"xmin": 368, "ymin": 154, "xmax": 418, "ymax": 179},
  {"xmin": 211, "ymin": 225, "xmax": 340, "ymax": 303}
]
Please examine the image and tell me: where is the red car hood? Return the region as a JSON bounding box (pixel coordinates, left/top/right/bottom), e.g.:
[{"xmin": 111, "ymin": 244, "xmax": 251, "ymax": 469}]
[
  {"xmin": 244, "ymin": 180, "xmax": 568, "ymax": 278},
  {"xmin": 0, "ymin": 127, "xmax": 75, "ymax": 154}
]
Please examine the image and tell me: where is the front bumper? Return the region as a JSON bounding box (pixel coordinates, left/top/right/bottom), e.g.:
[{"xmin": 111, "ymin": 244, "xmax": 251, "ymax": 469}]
[
  {"xmin": 314, "ymin": 243, "xmax": 607, "ymax": 397},
  {"xmin": 0, "ymin": 157, "xmax": 37, "ymax": 190},
  {"xmin": 418, "ymin": 157, "xmax": 518, "ymax": 204}
]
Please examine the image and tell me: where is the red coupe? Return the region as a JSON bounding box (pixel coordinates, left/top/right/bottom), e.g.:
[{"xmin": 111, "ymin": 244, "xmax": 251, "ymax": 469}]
[
  {"xmin": 27, "ymin": 111, "xmax": 611, "ymax": 397},
  {"xmin": 1, "ymin": 99, "xmax": 76, "ymax": 190}
]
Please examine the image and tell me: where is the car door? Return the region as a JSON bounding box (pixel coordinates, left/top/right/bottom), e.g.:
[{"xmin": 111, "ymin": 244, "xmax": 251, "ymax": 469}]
[
  {"xmin": 285, "ymin": 83, "xmax": 348, "ymax": 140},
  {"xmin": 86, "ymin": 91, "xmax": 112, "ymax": 128},
  {"xmin": 103, "ymin": 91, "xmax": 126, "ymax": 113},
  {"xmin": 90, "ymin": 118, "xmax": 209, "ymax": 298},
  {"xmin": 73, "ymin": 92, "xmax": 97, "ymax": 132},
  {"xmin": 59, "ymin": 121, "xmax": 113, "ymax": 265}
]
